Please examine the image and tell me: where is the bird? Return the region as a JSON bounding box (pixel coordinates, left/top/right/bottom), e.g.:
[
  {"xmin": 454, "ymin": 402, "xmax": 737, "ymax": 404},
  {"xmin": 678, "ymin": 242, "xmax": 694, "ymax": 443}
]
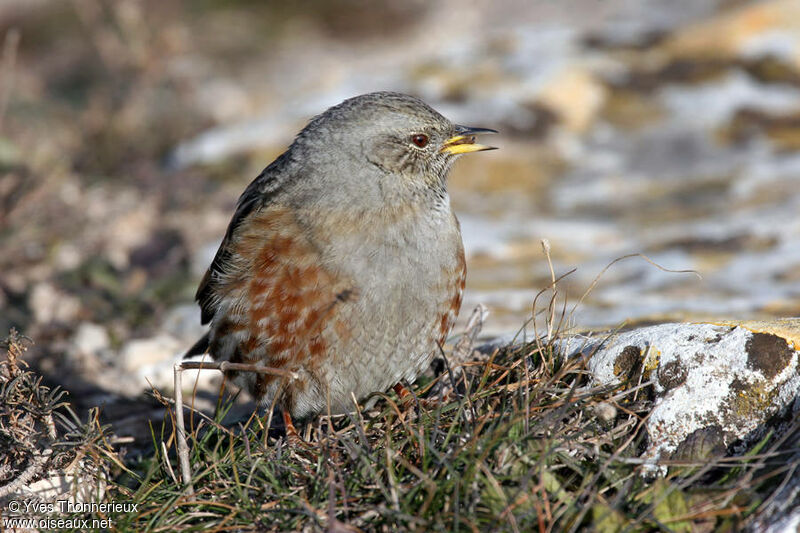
[{"xmin": 185, "ymin": 91, "xmax": 496, "ymax": 433}]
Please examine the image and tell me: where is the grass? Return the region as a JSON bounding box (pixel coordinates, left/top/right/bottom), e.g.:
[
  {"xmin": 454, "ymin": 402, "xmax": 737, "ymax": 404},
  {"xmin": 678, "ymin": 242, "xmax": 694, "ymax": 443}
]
[{"xmin": 19, "ymin": 324, "xmax": 791, "ymax": 532}]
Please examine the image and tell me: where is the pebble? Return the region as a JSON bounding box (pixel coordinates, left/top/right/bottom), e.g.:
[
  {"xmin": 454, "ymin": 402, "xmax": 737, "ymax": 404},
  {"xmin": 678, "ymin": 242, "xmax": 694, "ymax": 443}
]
[
  {"xmin": 28, "ymin": 282, "xmax": 81, "ymax": 325},
  {"xmin": 119, "ymin": 334, "xmax": 182, "ymax": 373},
  {"xmin": 72, "ymin": 322, "xmax": 110, "ymax": 357}
]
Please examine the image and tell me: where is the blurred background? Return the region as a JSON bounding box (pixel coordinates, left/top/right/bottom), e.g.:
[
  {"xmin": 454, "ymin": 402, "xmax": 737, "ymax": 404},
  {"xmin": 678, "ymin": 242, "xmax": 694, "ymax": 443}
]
[{"xmin": 2, "ymin": 0, "xmax": 800, "ymax": 431}]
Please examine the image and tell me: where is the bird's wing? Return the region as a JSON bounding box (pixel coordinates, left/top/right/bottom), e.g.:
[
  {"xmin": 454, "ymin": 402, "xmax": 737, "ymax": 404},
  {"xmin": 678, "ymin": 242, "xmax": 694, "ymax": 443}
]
[
  {"xmin": 192, "ymin": 185, "xmax": 357, "ymax": 375},
  {"xmin": 196, "ymin": 155, "xmax": 289, "ymax": 325}
]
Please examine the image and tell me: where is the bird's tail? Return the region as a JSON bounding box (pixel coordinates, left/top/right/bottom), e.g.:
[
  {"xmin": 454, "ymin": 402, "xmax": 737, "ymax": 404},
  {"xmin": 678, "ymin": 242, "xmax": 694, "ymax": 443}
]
[{"xmin": 184, "ymin": 332, "xmax": 210, "ymax": 359}]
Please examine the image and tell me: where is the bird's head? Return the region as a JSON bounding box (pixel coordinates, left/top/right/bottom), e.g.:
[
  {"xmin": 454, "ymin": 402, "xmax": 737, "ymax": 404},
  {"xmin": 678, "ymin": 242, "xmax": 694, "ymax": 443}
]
[{"xmin": 293, "ymin": 92, "xmax": 497, "ymax": 200}]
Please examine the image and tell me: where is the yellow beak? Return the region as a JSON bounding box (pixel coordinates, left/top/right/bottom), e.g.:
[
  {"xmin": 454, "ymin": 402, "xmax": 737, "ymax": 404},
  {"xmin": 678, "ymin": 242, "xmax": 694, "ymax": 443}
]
[{"xmin": 440, "ymin": 126, "xmax": 498, "ymax": 155}]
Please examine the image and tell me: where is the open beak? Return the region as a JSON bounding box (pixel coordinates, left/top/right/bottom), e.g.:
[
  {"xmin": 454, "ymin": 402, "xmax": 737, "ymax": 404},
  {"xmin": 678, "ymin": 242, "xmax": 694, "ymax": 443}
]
[{"xmin": 440, "ymin": 125, "xmax": 498, "ymax": 155}]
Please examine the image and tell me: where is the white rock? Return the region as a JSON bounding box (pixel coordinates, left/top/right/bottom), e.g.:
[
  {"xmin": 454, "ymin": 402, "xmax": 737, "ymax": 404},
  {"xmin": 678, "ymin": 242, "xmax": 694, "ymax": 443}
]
[
  {"xmin": 149, "ymin": 353, "xmax": 218, "ymax": 394},
  {"xmin": 72, "ymin": 322, "xmax": 110, "ymax": 357},
  {"xmin": 763, "ymin": 508, "xmax": 800, "ymax": 533},
  {"xmin": 119, "ymin": 334, "xmax": 181, "ymax": 372},
  {"xmin": 576, "ymin": 320, "xmax": 800, "ymax": 471},
  {"xmin": 118, "ymin": 334, "xmax": 217, "ymax": 394},
  {"xmin": 28, "ymin": 282, "xmax": 81, "ymax": 324},
  {"xmin": 53, "ymin": 243, "xmax": 82, "ymax": 271}
]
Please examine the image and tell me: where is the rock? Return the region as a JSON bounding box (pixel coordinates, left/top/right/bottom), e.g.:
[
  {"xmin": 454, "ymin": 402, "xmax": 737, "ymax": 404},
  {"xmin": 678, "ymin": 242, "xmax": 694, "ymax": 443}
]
[
  {"xmin": 119, "ymin": 334, "xmax": 181, "ymax": 372},
  {"xmin": 53, "ymin": 243, "xmax": 82, "ymax": 271},
  {"xmin": 28, "ymin": 282, "xmax": 81, "ymax": 325},
  {"xmin": 536, "ymin": 65, "xmax": 607, "ymax": 134},
  {"xmin": 576, "ymin": 319, "xmax": 800, "ymax": 472},
  {"xmin": 762, "ymin": 512, "xmax": 800, "ymax": 533},
  {"xmin": 72, "ymin": 322, "xmax": 110, "ymax": 357},
  {"xmin": 661, "ymin": 0, "xmax": 800, "ymax": 65},
  {"xmin": 118, "ymin": 334, "xmax": 216, "ymax": 394},
  {"xmin": 67, "ymin": 322, "xmax": 112, "ymax": 378}
]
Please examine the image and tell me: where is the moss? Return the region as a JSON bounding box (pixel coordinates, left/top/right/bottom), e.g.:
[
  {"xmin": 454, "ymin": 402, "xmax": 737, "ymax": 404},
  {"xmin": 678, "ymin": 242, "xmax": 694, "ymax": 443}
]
[
  {"xmin": 658, "ymin": 360, "xmax": 687, "ymax": 391},
  {"xmin": 745, "ymin": 332, "xmax": 795, "ymax": 381},
  {"xmin": 614, "ymin": 345, "xmax": 642, "ymax": 380}
]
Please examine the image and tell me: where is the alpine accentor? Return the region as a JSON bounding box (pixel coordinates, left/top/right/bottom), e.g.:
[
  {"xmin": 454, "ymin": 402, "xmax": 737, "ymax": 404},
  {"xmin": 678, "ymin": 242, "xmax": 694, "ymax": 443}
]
[{"xmin": 186, "ymin": 91, "xmax": 496, "ymax": 423}]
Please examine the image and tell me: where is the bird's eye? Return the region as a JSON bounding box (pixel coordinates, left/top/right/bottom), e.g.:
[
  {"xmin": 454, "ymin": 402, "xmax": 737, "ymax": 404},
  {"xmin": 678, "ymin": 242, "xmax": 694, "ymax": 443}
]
[{"xmin": 411, "ymin": 134, "xmax": 429, "ymax": 148}]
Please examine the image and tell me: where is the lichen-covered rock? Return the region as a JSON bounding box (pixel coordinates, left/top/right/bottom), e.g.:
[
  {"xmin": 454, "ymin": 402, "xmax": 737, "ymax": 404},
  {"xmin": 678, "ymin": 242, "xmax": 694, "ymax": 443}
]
[{"xmin": 577, "ymin": 319, "xmax": 800, "ymax": 470}]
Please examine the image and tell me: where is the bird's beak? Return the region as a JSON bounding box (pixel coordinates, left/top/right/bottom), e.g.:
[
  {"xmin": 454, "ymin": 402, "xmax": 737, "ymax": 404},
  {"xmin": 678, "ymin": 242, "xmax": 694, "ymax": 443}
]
[{"xmin": 440, "ymin": 125, "xmax": 498, "ymax": 155}]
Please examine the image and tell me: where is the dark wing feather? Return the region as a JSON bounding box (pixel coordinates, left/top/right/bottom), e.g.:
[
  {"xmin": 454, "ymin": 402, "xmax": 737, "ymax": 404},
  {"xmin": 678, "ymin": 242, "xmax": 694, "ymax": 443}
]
[{"xmin": 196, "ymin": 153, "xmax": 290, "ymax": 324}]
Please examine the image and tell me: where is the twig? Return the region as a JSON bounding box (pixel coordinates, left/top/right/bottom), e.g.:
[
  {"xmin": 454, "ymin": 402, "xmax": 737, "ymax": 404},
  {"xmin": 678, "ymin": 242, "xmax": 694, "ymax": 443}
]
[
  {"xmin": 0, "ymin": 442, "xmax": 52, "ymax": 499},
  {"xmin": 180, "ymin": 360, "xmax": 297, "ymax": 379},
  {"xmin": 160, "ymin": 441, "xmax": 179, "ymax": 486},
  {"xmin": 541, "ymin": 239, "xmax": 557, "ymax": 343},
  {"xmin": 571, "ymin": 252, "xmax": 701, "ymax": 317},
  {"xmin": 173, "ymin": 364, "xmax": 194, "ymax": 494}
]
